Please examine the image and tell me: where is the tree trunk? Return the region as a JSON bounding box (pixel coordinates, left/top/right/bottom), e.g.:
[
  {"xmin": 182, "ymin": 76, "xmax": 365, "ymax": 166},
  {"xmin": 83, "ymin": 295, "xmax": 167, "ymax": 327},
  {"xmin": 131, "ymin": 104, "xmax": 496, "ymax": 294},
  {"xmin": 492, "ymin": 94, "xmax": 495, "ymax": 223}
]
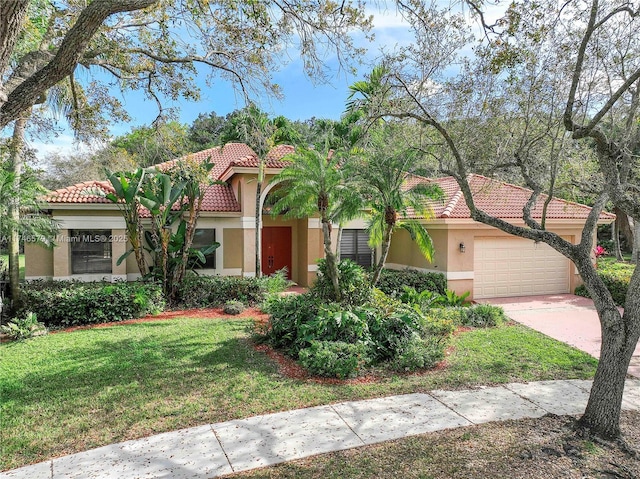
[
  {"xmin": 132, "ymin": 219, "xmax": 148, "ymax": 275},
  {"xmin": 174, "ymin": 195, "xmax": 204, "ymax": 290},
  {"xmin": 321, "ymin": 218, "xmax": 341, "ymax": 302},
  {"xmin": 160, "ymin": 226, "xmax": 171, "ymax": 299},
  {"xmin": 614, "ymin": 207, "xmax": 633, "ymax": 254},
  {"xmin": 579, "ymin": 308, "xmax": 637, "ymax": 438},
  {"xmin": 371, "ymin": 224, "xmax": 393, "ymax": 286},
  {"xmin": 632, "ymin": 218, "xmax": 640, "ymax": 265},
  {"xmin": 613, "ymin": 220, "xmax": 623, "ymax": 260},
  {"xmin": 0, "ymin": 1, "xmax": 29, "ymax": 86},
  {"xmin": 255, "ymin": 174, "xmax": 263, "ymax": 278},
  {"xmin": 576, "ymin": 257, "xmax": 640, "ymax": 439},
  {"xmin": 336, "ymin": 225, "xmax": 343, "ymax": 261},
  {"xmin": 7, "ymin": 115, "xmax": 28, "ymax": 309}
]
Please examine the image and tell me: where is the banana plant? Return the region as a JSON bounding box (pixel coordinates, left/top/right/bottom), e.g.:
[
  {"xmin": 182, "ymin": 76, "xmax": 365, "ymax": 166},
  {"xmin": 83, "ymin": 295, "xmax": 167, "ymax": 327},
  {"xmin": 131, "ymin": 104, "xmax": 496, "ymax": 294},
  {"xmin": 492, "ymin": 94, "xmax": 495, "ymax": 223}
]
[
  {"xmin": 138, "ymin": 172, "xmax": 187, "ymax": 297},
  {"xmin": 104, "ymin": 168, "xmax": 147, "ymax": 275}
]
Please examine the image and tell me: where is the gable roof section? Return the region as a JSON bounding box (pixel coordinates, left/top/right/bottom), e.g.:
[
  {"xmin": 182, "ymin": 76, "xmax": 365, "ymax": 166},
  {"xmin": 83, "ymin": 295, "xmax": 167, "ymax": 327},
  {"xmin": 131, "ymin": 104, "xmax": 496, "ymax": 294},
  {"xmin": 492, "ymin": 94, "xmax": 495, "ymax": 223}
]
[
  {"xmin": 218, "ymin": 144, "xmax": 295, "ymax": 180},
  {"xmin": 155, "ymin": 143, "xmax": 258, "ymax": 180},
  {"xmin": 45, "ymin": 143, "xmax": 294, "ymax": 212},
  {"xmin": 405, "ymin": 173, "xmax": 615, "ymax": 221}
]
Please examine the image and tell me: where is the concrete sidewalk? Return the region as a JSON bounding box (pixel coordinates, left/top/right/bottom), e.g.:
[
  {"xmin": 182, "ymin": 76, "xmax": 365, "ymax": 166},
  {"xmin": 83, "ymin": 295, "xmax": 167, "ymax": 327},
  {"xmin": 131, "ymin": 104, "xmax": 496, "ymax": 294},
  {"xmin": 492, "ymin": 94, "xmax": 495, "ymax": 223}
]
[
  {"xmin": 484, "ymin": 294, "xmax": 640, "ymax": 378},
  {"xmin": 3, "ymin": 379, "xmax": 640, "ymax": 479}
]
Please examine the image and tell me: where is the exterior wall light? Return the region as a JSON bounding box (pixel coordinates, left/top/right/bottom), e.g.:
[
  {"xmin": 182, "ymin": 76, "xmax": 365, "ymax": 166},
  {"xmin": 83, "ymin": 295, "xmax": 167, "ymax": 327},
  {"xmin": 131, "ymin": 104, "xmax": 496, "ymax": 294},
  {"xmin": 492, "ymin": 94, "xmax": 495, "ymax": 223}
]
[{"xmin": 459, "ymin": 242, "xmax": 466, "ymax": 253}]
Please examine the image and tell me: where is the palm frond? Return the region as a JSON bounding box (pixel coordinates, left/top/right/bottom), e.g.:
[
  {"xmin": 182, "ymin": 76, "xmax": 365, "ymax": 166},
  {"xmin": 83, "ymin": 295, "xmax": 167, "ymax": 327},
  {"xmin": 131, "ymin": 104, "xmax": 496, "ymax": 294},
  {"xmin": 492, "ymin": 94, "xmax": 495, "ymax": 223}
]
[{"xmin": 399, "ymin": 220, "xmax": 435, "ymax": 262}]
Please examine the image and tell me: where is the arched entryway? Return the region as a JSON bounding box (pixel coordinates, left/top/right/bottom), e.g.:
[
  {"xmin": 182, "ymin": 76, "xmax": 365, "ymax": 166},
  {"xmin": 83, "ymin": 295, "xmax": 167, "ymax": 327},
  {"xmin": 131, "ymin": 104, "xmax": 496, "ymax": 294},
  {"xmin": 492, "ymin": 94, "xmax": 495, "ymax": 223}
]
[{"xmin": 260, "ymin": 181, "xmax": 293, "ymax": 279}]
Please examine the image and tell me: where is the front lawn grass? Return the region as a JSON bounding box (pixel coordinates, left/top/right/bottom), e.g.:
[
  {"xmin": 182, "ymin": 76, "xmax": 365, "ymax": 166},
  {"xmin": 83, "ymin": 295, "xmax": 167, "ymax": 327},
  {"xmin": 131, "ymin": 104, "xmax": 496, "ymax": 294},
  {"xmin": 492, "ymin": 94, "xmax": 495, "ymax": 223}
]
[{"xmin": 0, "ymin": 318, "xmax": 597, "ymax": 471}]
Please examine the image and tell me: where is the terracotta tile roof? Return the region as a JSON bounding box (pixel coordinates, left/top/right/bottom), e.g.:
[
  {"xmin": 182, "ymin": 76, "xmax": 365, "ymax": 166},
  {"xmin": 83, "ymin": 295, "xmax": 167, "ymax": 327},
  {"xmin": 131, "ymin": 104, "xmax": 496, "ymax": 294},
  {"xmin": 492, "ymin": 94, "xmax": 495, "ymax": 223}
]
[
  {"xmin": 201, "ymin": 184, "xmax": 240, "ymax": 212},
  {"xmin": 137, "ymin": 183, "xmax": 241, "ymax": 218},
  {"xmin": 46, "ymin": 181, "xmax": 115, "ymax": 204},
  {"xmin": 405, "ymin": 174, "xmax": 615, "ymax": 221},
  {"xmin": 154, "ymin": 143, "xmax": 259, "ymax": 180},
  {"xmin": 228, "ymin": 144, "xmax": 295, "ymax": 169},
  {"xmin": 44, "ymin": 143, "xmax": 291, "ymax": 212}
]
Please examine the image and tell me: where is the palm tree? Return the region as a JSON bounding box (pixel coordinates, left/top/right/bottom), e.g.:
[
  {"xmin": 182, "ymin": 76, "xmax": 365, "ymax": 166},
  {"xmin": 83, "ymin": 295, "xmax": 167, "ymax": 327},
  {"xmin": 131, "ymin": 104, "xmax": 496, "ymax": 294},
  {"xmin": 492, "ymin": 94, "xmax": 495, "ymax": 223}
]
[
  {"xmin": 269, "ymin": 147, "xmax": 361, "ymax": 301},
  {"xmin": 355, "ymin": 135, "xmax": 444, "ymax": 286},
  {"xmin": 220, "ymin": 105, "xmax": 300, "ymax": 277},
  {"xmin": 347, "ymin": 68, "xmax": 444, "ymax": 285}
]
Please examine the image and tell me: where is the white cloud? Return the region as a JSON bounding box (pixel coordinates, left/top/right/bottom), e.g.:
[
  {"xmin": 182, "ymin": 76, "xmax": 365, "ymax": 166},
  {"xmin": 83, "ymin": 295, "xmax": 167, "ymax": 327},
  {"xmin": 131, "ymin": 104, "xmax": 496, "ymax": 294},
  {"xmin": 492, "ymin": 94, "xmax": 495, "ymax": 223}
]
[
  {"xmin": 28, "ymin": 134, "xmax": 93, "ymax": 160},
  {"xmin": 368, "ymin": 7, "xmax": 410, "ymax": 30}
]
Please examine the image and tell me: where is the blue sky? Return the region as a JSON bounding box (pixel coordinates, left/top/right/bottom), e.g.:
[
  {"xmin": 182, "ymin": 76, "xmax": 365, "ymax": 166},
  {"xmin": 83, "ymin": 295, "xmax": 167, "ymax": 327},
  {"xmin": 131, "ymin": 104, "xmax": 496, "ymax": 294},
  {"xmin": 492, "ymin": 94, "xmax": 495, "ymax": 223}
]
[
  {"xmin": 29, "ymin": 8, "xmax": 415, "ymax": 158},
  {"xmin": 27, "ymin": 3, "xmax": 505, "ymax": 158}
]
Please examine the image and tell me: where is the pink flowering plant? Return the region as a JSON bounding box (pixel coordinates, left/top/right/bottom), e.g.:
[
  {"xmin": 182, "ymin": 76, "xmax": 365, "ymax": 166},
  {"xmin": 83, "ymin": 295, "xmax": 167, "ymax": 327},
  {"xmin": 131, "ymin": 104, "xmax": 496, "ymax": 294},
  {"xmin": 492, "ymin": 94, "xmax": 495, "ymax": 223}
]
[
  {"xmin": 594, "ymin": 245, "xmax": 607, "ymax": 258},
  {"xmin": 594, "ymin": 245, "xmax": 607, "ymax": 268}
]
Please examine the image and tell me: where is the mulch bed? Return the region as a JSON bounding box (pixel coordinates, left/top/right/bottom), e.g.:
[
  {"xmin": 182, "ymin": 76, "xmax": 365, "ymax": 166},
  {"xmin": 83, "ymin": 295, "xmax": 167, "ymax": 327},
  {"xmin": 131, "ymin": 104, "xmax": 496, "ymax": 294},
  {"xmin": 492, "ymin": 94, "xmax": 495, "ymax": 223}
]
[
  {"xmin": 50, "ymin": 307, "xmax": 269, "ymax": 334},
  {"xmin": 252, "ymin": 343, "xmax": 381, "ymax": 384}
]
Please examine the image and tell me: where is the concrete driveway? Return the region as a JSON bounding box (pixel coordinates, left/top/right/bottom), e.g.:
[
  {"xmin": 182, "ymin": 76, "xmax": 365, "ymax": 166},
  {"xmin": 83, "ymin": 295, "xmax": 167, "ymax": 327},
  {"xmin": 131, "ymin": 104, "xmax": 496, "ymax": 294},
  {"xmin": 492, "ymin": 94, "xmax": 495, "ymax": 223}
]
[{"xmin": 482, "ymin": 294, "xmax": 640, "ymax": 378}]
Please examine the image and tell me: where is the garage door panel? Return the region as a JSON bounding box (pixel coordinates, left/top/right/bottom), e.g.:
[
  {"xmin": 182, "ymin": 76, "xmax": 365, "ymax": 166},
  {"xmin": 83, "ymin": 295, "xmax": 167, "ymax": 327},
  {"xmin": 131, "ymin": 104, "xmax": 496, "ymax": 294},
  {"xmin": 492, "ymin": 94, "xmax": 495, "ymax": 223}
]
[{"xmin": 474, "ymin": 237, "xmax": 570, "ymax": 299}]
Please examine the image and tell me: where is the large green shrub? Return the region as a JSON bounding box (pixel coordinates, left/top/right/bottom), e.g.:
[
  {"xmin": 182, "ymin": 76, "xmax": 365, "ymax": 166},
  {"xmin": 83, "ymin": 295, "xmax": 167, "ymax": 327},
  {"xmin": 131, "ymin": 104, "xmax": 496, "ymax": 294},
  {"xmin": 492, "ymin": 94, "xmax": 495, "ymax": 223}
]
[
  {"xmin": 298, "ymin": 307, "xmax": 371, "ymax": 345},
  {"xmin": 176, "ymin": 273, "xmax": 267, "ymax": 308},
  {"xmin": 376, "ymin": 268, "xmax": 446, "ymax": 296},
  {"xmin": 461, "ymin": 304, "xmax": 507, "ymax": 328},
  {"xmin": 391, "ymin": 336, "xmax": 446, "ymax": 372},
  {"xmin": 298, "ymin": 341, "xmax": 370, "ymax": 379},
  {"xmin": 261, "ymin": 293, "xmax": 323, "ymax": 352},
  {"xmin": 18, "ymin": 280, "xmax": 164, "ymax": 328},
  {"xmin": 260, "ymin": 288, "xmax": 453, "ymax": 377},
  {"xmin": 574, "ymin": 260, "xmax": 634, "ymax": 307},
  {"xmin": 311, "ymin": 259, "xmax": 372, "ymax": 306}
]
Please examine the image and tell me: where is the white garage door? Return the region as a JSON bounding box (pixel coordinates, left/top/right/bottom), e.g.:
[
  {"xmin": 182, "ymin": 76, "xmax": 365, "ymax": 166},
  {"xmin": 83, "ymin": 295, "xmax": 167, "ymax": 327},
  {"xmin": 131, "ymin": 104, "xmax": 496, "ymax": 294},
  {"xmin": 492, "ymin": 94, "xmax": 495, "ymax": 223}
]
[{"xmin": 474, "ymin": 237, "xmax": 570, "ymax": 299}]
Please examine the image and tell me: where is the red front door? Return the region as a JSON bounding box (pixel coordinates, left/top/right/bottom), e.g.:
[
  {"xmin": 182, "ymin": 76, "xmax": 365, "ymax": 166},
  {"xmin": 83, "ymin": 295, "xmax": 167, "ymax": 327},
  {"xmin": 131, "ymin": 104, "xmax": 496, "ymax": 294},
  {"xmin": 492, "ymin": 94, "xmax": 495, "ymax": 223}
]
[{"xmin": 261, "ymin": 226, "xmax": 292, "ymax": 278}]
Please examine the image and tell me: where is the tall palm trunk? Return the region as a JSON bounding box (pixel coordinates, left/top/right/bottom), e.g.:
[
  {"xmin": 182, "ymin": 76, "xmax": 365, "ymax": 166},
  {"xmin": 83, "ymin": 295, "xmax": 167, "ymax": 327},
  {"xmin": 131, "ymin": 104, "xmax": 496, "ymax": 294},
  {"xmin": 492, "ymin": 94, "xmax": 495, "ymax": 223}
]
[
  {"xmin": 371, "ymin": 207, "xmax": 396, "ymax": 285},
  {"xmin": 255, "ymin": 160, "xmax": 264, "ymax": 278},
  {"xmin": 371, "ymin": 224, "xmax": 393, "ymax": 285},
  {"xmin": 336, "ymin": 224, "xmax": 343, "ymax": 260},
  {"xmin": 321, "ymin": 217, "xmax": 341, "ymax": 302},
  {"xmin": 7, "ymin": 114, "xmax": 27, "ymax": 308}
]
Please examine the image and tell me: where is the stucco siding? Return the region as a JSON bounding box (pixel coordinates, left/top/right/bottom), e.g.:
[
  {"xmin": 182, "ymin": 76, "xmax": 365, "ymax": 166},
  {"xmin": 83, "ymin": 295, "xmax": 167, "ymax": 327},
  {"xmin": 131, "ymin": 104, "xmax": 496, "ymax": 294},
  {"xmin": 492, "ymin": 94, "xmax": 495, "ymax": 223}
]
[
  {"xmin": 223, "ymin": 229, "xmax": 243, "ymax": 269},
  {"xmin": 387, "ymin": 228, "xmax": 448, "ymax": 272},
  {"xmin": 296, "ymin": 218, "xmax": 309, "ymax": 286},
  {"xmin": 111, "ymin": 229, "xmax": 128, "ymax": 276},
  {"xmin": 53, "ymin": 229, "xmax": 71, "ymax": 277},
  {"xmin": 448, "ymin": 279, "xmax": 473, "ymax": 298},
  {"xmin": 24, "ymin": 243, "xmax": 53, "ymax": 278}
]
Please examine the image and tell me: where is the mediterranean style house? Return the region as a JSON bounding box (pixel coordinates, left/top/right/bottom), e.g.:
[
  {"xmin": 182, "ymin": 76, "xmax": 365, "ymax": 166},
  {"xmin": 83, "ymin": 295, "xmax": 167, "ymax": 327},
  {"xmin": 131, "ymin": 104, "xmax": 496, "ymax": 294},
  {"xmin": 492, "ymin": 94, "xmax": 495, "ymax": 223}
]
[{"xmin": 25, "ymin": 143, "xmax": 615, "ymax": 300}]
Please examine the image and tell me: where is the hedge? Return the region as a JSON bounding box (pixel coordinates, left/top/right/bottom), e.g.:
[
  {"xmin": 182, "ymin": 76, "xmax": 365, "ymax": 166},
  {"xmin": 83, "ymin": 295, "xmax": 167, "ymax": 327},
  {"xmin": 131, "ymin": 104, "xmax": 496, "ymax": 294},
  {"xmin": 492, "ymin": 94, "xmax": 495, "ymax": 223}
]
[
  {"xmin": 175, "ymin": 273, "xmax": 268, "ymax": 308},
  {"xmin": 18, "ymin": 280, "xmax": 164, "ymax": 328},
  {"xmin": 575, "ymin": 262, "xmax": 634, "ymax": 307},
  {"xmin": 376, "ymin": 268, "xmax": 447, "ymax": 296}
]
